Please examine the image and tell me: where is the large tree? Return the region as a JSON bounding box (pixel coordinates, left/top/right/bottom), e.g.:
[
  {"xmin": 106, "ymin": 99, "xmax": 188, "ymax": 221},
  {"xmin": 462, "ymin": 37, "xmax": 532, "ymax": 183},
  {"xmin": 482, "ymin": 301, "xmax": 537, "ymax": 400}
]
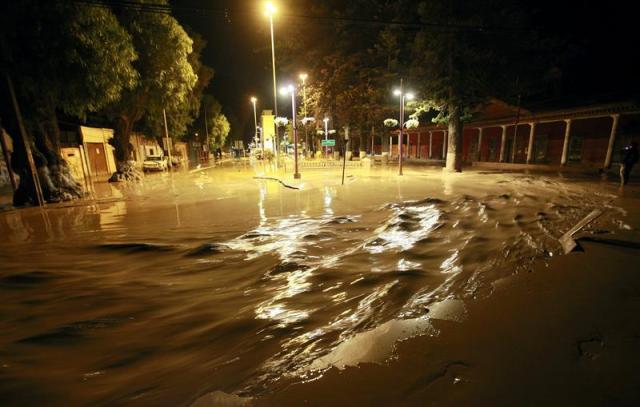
[
  {"xmin": 0, "ymin": 1, "xmax": 137, "ymax": 205},
  {"xmin": 408, "ymin": 0, "xmax": 556, "ymax": 171},
  {"xmin": 107, "ymin": 0, "xmax": 197, "ymax": 172}
]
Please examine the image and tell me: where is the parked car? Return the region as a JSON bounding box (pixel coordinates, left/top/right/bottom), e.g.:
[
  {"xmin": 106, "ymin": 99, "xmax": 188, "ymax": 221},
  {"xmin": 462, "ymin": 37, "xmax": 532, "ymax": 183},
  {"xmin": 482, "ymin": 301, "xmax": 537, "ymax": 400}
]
[{"xmin": 143, "ymin": 155, "xmax": 168, "ymax": 172}]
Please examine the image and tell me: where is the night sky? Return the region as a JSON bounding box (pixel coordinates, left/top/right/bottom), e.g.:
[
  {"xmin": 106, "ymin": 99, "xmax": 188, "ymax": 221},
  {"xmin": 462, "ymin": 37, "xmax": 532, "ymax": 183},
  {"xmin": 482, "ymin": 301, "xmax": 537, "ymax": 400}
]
[{"xmin": 170, "ymin": 1, "xmax": 639, "ymax": 143}]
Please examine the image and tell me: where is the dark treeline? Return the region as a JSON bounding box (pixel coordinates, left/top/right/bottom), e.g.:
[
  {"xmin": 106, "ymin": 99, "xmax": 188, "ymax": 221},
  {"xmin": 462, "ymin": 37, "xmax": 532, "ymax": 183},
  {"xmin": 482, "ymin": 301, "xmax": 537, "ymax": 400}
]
[{"xmin": 272, "ymin": 0, "xmax": 635, "ymax": 170}]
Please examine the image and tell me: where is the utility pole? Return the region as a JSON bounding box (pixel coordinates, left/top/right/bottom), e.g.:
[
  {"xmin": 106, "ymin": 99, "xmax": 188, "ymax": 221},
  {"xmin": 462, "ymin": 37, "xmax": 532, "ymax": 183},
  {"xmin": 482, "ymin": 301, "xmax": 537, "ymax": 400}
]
[
  {"xmin": 268, "ymin": 8, "xmax": 279, "ymax": 164},
  {"xmin": 290, "ymin": 87, "xmax": 300, "ymax": 179},
  {"xmin": 300, "ymin": 73, "xmax": 308, "ymax": 155},
  {"xmin": 204, "ymin": 105, "xmax": 209, "ymax": 162},
  {"xmin": 399, "ymin": 78, "xmax": 404, "ymax": 176},
  {"xmin": 323, "ymin": 117, "xmax": 329, "ymax": 159},
  {"xmin": 162, "ymin": 108, "xmax": 173, "ymax": 170},
  {"xmin": 5, "ymin": 72, "xmax": 44, "ymax": 206},
  {"xmin": 342, "ymin": 127, "xmax": 349, "ymax": 185},
  {"xmin": 2, "ymin": 33, "xmax": 44, "ymax": 205}
]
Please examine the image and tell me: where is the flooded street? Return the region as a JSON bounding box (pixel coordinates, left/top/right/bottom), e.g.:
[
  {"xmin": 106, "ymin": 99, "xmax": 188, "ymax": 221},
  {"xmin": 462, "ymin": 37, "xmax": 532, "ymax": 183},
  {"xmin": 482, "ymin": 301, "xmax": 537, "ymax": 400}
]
[{"xmin": 0, "ymin": 164, "xmax": 630, "ymax": 406}]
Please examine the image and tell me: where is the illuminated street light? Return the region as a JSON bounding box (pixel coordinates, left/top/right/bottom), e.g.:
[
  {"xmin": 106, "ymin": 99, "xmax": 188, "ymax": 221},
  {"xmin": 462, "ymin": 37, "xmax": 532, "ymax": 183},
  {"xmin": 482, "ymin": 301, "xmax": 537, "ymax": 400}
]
[
  {"xmin": 250, "ymin": 96, "xmax": 263, "ymax": 158},
  {"xmin": 323, "ymin": 117, "xmax": 330, "ymax": 158},
  {"xmin": 393, "ymin": 84, "xmax": 416, "ymax": 176},
  {"xmin": 280, "ymin": 84, "xmax": 301, "ymax": 179},
  {"xmin": 265, "ymin": 1, "xmax": 276, "ymax": 15},
  {"xmin": 265, "ymin": 1, "xmax": 279, "ymax": 163}
]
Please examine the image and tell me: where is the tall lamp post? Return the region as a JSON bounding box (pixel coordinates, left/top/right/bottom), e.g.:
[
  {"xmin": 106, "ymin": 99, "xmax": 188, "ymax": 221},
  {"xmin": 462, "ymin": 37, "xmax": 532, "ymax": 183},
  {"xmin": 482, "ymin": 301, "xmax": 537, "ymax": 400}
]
[
  {"xmin": 251, "ymin": 96, "xmax": 263, "ymax": 157},
  {"xmin": 342, "ymin": 126, "xmax": 349, "ymax": 185},
  {"xmin": 299, "ymin": 73, "xmax": 308, "ymax": 154},
  {"xmin": 280, "ymin": 84, "xmax": 300, "ymax": 179},
  {"xmin": 393, "ymin": 87, "xmax": 415, "ymax": 176},
  {"xmin": 323, "ymin": 117, "xmax": 329, "ymax": 159},
  {"xmin": 265, "ymin": 2, "xmax": 279, "ymax": 163}
]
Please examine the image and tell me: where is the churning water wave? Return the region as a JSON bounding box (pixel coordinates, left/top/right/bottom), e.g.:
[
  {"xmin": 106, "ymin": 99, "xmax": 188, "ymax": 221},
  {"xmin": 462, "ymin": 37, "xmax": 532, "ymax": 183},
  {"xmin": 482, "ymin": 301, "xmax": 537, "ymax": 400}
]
[{"xmin": 0, "ymin": 174, "xmax": 625, "ymax": 405}]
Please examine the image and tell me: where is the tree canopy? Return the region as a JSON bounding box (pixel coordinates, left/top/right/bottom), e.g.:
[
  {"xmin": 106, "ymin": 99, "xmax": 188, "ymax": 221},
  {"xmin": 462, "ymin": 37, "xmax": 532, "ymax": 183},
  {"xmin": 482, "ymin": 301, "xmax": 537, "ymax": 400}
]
[{"xmin": 1, "ymin": 1, "xmax": 138, "ymax": 128}]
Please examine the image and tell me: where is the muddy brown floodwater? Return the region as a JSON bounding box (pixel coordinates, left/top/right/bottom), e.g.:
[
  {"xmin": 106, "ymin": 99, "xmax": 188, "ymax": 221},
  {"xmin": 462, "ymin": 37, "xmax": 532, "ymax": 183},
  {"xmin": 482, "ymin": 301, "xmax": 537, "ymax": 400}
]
[{"xmin": 0, "ymin": 164, "xmax": 630, "ymax": 406}]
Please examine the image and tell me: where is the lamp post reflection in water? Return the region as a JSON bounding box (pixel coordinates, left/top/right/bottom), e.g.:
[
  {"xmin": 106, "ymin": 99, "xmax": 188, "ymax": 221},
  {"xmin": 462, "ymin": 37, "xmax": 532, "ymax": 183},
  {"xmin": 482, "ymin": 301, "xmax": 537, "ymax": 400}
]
[
  {"xmin": 258, "ymin": 183, "xmax": 267, "ymax": 225},
  {"xmin": 324, "ymin": 186, "xmax": 333, "ymax": 216}
]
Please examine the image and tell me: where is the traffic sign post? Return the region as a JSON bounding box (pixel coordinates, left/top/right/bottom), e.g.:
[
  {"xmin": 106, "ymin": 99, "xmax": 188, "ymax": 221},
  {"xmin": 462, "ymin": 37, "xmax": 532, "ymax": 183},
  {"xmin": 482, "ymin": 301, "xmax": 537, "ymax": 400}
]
[{"xmin": 342, "ymin": 127, "xmax": 349, "ymax": 185}]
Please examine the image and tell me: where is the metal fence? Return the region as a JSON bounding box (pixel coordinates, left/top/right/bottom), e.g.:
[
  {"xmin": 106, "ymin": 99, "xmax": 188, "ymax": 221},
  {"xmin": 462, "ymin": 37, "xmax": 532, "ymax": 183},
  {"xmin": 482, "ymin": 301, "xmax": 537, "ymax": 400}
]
[{"xmin": 298, "ymin": 160, "xmax": 363, "ymax": 169}]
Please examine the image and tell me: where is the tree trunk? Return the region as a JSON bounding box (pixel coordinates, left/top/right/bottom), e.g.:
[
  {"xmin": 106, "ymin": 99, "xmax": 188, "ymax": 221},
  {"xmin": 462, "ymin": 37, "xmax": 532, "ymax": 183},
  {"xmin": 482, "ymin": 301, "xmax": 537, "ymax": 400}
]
[
  {"xmin": 8, "ymin": 111, "xmax": 82, "ymax": 206},
  {"xmin": 109, "ymin": 115, "xmax": 142, "ymax": 182},
  {"xmin": 46, "ymin": 97, "xmax": 61, "ymax": 154},
  {"xmin": 113, "ymin": 93, "xmax": 146, "ymax": 175},
  {"xmin": 382, "ymin": 130, "xmax": 389, "ymax": 153},
  {"xmin": 445, "ymin": 23, "xmax": 463, "ymax": 172},
  {"xmin": 371, "ymin": 126, "xmax": 375, "ymax": 155},
  {"xmin": 445, "ymin": 102, "xmax": 463, "ymax": 172},
  {"xmin": 9, "ymin": 130, "xmax": 38, "ymax": 206},
  {"xmin": 113, "ymin": 116, "xmax": 132, "ymax": 165},
  {"xmin": 32, "ymin": 119, "xmax": 83, "ymax": 203}
]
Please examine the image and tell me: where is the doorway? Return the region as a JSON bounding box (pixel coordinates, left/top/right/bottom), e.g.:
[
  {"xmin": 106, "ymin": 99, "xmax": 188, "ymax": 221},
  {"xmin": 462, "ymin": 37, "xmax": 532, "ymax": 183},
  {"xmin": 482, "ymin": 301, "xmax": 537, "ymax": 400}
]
[{"xmin": 86, "ymin": 142, "xmax": 108, "ymax": 177}]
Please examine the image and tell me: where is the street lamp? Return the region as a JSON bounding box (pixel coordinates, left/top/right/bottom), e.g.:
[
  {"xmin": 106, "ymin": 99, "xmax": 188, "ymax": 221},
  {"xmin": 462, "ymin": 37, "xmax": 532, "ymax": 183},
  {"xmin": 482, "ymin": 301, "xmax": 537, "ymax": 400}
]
[
  {"xmin": 323, "ymin": 117, "xmax": 329, "ymax": 159},
  {"xmin": 265, "ymin": 2, "xmax": 279, "ymax": 163},
  {"xmin": 299, "ymin": 72, "xmax": 308, "ymax": 155},
  {"xmin": 393, "ymin": 86, "xmax": 415, "ymax": 176},
  {"xmin": 194, "ymin": 132, "xmax": 200, "ymax": 164},
  {"xmin": 342, "ymin": 126, "xmax": 349, "ymax": 185},
  {"xmin": 256, "ymin": 126, "xmax": 263, "ymax": 156},
  {"xmin": 250, "ymin": 96, "xmax": 263, "ymax": 158},
  {"xmin": 280, "ymin": 84, "xmax": 300, "ymax": 179}
]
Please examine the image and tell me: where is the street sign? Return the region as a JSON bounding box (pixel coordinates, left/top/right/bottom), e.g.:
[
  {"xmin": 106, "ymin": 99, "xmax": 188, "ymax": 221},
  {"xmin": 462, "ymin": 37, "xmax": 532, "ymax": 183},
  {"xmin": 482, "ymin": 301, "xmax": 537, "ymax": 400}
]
[{"xmin": 321, "ymin": 139, "xmax": 336, "ymax": 147}]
